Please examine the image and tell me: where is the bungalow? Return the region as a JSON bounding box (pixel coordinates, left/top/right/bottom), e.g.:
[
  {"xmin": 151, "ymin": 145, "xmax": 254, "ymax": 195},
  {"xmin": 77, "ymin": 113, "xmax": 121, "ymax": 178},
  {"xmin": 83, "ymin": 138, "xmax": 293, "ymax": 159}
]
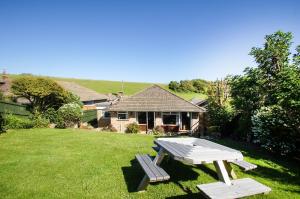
[{"xmin": 106, "ymin": 85, "xmax": 206, "ymax": 134}]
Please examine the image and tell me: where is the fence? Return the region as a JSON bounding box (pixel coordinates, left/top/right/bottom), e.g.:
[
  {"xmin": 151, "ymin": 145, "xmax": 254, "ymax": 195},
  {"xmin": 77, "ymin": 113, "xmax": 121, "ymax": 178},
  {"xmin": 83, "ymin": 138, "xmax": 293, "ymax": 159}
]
[
  {"xmin": 82, "ymin": 109, "xmax": 97, "ymax": 123},
  {"xmin": 0, "ymin": 101, "xmax": 31, "ymax": 118}
]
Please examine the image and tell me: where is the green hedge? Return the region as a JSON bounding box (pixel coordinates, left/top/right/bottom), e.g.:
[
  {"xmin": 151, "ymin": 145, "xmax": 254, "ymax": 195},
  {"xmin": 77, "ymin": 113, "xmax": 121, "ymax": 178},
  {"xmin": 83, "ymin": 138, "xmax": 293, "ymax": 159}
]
[
  {"xmin": 82, "ymin": 109, "xmax": 97, "ymax": 123},
  {"xmin": 0, "ymin": 101, "xmax": 30, "ymax": 117}
]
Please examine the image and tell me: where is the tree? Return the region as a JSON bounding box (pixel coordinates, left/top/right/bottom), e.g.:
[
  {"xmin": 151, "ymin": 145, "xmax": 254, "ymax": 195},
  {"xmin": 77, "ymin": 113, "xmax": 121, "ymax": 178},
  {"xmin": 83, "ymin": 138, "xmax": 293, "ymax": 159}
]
[
  {"xmin": 249, "ymin": 31, "xmax": 292, "ymax": 105},
  {"xmin": 207, "ymin": 78, "xmax": 233, "ymax": 135},
  {"xmin": 230, "ymin": 30, "xmax": 300, "ymax": 154},
  {"xmin": 168, "ymin": 81, "xmax": 180, "ymax": 91},
  {"xmin": 11, "ymin": 76, "xmax": 76, "ymax": 112}
]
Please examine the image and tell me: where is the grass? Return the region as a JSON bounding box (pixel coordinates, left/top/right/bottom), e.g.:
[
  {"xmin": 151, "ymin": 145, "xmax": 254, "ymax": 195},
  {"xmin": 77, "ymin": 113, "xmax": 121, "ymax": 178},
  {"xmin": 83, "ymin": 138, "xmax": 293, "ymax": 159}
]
[
  {"xmin": 8, "ymin": 74, "xmax": 207, "ymax": 100},
  {"xmin": 0, "ymin": 129, "xmax": 299, "ymax": 199}
]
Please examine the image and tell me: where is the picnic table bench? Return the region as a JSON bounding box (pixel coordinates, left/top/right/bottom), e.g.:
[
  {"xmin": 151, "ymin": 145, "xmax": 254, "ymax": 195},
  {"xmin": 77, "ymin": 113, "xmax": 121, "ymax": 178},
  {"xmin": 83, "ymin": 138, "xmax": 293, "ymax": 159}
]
[
  {"xmin": 135, "ymin": 154, "xmax": 170, "ymax": 191},
  {"xmin": 145, "ymin": 137, "xmax": 271, "ymax": 198}
]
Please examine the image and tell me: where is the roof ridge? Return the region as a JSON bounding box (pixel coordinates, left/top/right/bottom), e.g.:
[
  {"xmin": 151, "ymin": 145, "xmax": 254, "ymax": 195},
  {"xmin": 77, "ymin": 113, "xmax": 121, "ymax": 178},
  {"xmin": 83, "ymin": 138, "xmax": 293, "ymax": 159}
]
[{"xmin": 152, "ymin": 84, "xmax": 206, "ymax": 111}]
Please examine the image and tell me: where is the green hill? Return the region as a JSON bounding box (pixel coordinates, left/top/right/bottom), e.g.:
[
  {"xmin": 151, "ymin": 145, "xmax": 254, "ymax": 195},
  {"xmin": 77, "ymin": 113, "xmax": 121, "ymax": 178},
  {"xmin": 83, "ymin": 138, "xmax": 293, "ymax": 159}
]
[{"xmin": 8, "ymin": 74, "xmax": 207, "ymax": 100}]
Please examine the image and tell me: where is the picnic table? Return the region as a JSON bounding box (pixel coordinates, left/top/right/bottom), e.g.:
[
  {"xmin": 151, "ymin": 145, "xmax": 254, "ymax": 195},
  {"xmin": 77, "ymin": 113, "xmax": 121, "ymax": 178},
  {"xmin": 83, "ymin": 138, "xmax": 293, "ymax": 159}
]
[{"xmin": 136, "ymin": 137, "xmax": 271, "ymax": 199}]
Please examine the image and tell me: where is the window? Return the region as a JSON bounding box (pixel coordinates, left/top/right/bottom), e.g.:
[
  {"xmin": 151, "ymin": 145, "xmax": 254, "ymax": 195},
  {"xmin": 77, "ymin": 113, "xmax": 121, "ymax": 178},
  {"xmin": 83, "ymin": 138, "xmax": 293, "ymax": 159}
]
[
  {"xmin": 162, "ymin": 112, "xmax": 179, "ymax": 125},
  {"xmin": 117, "ymin": 112, "xmax": 128, "ymax": 120},
  {"xmin": 137, "ymin": 112, "xmax": 146, "ymax": 124},
  {"xmin": 103, "ymin": 111, "xmax": 111, "ymax": 118}
]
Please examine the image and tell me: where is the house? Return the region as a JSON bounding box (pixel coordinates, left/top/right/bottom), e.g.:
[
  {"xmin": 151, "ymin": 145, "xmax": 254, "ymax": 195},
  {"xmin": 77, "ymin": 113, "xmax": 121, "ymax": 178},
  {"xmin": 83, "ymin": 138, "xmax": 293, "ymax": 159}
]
[
  {"xmin": 57, "ymin": 81, "xmax": 118, "ymax": 124},
  {"xmin": 107, "ymin": 85, "xmax": 206, "ymax": 134},
  {"xmin": 191, "ymin": 98, "xmax": 208, "ymax": 110}
]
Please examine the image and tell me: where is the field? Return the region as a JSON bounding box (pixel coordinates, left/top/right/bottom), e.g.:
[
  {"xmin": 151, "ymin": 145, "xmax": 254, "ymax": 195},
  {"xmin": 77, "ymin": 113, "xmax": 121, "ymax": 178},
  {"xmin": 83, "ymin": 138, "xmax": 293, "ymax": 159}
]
[
  {"xmin": 0, "ymin": 129, "xmax": 299, "ymax": 199},
  {"xmin": 8, "ymin": 74, "xmax": 207, "ymax": 100}
]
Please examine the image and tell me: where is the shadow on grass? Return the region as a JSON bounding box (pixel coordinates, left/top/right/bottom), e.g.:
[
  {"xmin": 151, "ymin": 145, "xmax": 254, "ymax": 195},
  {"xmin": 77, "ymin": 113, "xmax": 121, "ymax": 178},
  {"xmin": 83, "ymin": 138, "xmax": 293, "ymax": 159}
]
[
  {"xmin": 121, "ymin": 157, "xmax": 201, "ymax": 195},
  {"xmin": 216, "ymin": 139, "xmax": 300, "ymax": 188}
]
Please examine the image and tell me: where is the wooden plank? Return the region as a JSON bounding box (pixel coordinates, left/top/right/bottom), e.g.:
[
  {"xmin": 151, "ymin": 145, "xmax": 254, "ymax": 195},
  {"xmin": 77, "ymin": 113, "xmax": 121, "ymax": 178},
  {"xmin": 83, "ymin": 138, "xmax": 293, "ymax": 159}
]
[
  {"xmin": 197, "ymin": 178, "xmax": 271, "ymax": 199},
  {"xmin": 155, "ymin": 140, "xmax": 185, "ymax": 159},
  {"xmin": 143, "ymin": 155, "xmax": 169, "ymax": 181},
  {"xmin": 230, "ymin": 160, "xmax": 257, "ymax": 171},
  {"xmin": 136, "ymin": 154, "xmax": 169, "ymax": 182},
  {"xmin": 136, "ymin": 155, "xmax": 157, "ymax": 181}
]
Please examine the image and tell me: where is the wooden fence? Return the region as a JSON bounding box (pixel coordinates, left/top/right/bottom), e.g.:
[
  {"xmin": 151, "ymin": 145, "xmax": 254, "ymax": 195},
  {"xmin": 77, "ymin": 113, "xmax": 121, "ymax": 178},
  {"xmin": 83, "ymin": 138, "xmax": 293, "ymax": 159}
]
[
  {"xmin": 82, "ymin": 109, "xmax": 97, "ymax": 123},
  {"xmin": 0, "ymin": 101, "xmax": 31, "ymax": 117}
]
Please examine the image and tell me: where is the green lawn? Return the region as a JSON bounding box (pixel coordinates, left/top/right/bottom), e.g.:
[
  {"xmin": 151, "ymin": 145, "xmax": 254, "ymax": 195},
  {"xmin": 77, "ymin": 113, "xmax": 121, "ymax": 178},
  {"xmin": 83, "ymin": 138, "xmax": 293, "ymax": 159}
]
[
  {"xmin": 8, "ymin": 74, "xmax": 207, "ymax": 100},
  {"xmin": 1, "ymin": 129, "xmax": 298, "ymax": 199}
]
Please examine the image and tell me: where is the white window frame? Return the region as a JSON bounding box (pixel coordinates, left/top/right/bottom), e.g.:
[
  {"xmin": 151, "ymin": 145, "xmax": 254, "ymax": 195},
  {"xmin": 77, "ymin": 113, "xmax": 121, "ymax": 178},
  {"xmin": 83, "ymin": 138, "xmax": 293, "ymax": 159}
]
[{"xmin": 117, "ymin": 111, "xmax": 128, "ymax": 120}]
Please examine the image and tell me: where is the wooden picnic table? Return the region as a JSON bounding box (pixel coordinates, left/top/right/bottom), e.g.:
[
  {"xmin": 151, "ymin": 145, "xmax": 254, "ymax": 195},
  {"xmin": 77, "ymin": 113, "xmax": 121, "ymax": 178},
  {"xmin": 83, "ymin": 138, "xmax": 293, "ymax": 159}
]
[
  {"xmin": 154, "ymin": 137, "xmax": 243, "ymax": 185},
  {"xmin": 151, "ymin": 137, "xmax": 271, "ymax": 198}
]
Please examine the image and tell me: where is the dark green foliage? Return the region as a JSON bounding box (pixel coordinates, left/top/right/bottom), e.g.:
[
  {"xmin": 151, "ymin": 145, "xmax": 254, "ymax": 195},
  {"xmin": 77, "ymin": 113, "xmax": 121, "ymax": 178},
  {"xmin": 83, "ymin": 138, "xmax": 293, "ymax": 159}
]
[
  {"xmin": 206, "ymin": 78, "xmax": 233, "ymax": 136},
  {"xmin": 252, "ymin": 106, "xmax": 297, "ymax": 154},
  {"xmin": 82, "ymin": 109, "xmax": 97, "ymax": 123},
  {"xmin": 4, "ymin": 114, "xmax": 34, "ymax": 129},
  {"xmin": 0, "ymin": 114, "xmax": 6, "ymax": 133},
  {"xmin": 125, "ymin": 122, "xmax": 140, "ymax": 134},
  {"xmin": 31, "ymin": 113, "xmax": 50, "ymax": 128},
  {"xmin": 230, "ymin": 31, "xmax": 300, "ymax": 154},
  {"xmin": 11, "ymin": 76, "xmax": 79, "ymax": 113},
  {"xmin": 168, "ymin": 79, "xmax": 209, "ymax": 93},
  {"xmin": 168, "ymin": 81, "xmax": 180, "ymax": 91},
  {"xmin": 0, "ymin": 90, "xmax": 3, "ymax": 100},
  {"xmin": 43, "ymin": 108, "xmax": 59, "ymax": 124}
]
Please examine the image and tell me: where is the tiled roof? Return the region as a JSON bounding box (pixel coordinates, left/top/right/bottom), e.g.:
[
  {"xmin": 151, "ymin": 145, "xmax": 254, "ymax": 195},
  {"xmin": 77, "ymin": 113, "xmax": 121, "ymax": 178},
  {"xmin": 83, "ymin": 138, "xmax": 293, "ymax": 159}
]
[
  {"xmin": 57, "ymin": 81, "xmax": 108, "ymax": 102},
  {"xmin": 110, "ymin": 85, "xmax": 205, "ymax": 112}
]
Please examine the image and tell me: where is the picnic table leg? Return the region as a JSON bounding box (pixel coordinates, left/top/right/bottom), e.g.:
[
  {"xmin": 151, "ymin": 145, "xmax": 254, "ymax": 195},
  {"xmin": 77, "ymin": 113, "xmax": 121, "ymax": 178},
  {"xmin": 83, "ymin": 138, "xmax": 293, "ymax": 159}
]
[
  {"xmin": 137, "ymin": 175, "xmax": 150, "ymax": 191},
  {"xmin": 224, "ymin": 161, "xmax": 237, "ymax": 179},
  {"xmin": 213, "ymin": 160, "xmax": 232, "ymax": 185},
  {"xmin": 153, "ymin": 148, "xmax": 166, "ymax": 166}
]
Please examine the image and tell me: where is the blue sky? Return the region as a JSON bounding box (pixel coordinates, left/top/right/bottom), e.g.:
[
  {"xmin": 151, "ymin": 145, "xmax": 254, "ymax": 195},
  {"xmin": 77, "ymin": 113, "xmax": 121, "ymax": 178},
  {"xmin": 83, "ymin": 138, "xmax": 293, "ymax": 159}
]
[{"xmin": 0, "ymin": 0, "xmax": 299, "ymax": 83}]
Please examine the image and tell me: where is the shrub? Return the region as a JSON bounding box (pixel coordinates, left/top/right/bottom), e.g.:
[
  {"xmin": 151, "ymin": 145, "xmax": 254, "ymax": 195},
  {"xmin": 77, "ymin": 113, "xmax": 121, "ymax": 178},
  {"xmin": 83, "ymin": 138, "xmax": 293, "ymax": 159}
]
[
  {"xmin": 31, "ymin": 113, "xmax": 50, "ymax": 128},
  {"xmin": 43, "ymin": 108, "xmax": 59, "ymax": 124},
  {"xmin": 252, "ymin": 106, "xmax": 297, "ymax": 155},
  {"xmin": 125, "ymin": 122, "xmax": 140, "ymax": 134},
  {"xmin": 4, "ymin": 114, "xmax": 34, "ymax": 129},
  {"xmin": 152, "ymin": 125, "xmax": 164, "ymax": 135},
  {"xmin": 57, "ymin": 103, "xmax": 82, "ymax": 128},
  {"xmin": 0, "ymin": 114, "xmax": 6, "ymax": 133},
  {"xmin": 102, "ymin": 124, "xmax": 118, "ymax": 132}
]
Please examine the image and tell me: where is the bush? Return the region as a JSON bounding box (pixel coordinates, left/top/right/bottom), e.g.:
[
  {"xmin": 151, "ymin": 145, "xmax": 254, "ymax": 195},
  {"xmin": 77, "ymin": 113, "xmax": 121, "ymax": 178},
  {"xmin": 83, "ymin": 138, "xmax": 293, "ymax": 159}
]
[
  {"xmin": 31, "ymin": 113, "xmax": 50, "ymax": 128},
  {"xmin": 125, "ymin": 122, "xmax": 140, "ymax": 134},
  {"xmin": 252, "ymin": 106, "xmax": 297, "ymax": 155},
  {"xmin": 153, "ymin": 125, "xmax": 164, "ymax": 135},
  {"xmin": 4, "ymin": 114, "xmax": 34, "ymax": 129},
  {"xmin": 57, "ymin": 103, "xmax": 82, "ymax": 128},
  {"xmin": 0, "ymin": 114, "xmax": 6, "ymax": 133},
  {"xmin": 102, "ymin": 124, "xmax": 118, "ymax": 132},
  {"xmin": 43, "ymin": 108, "xmax": 59, "ymax": 124}
]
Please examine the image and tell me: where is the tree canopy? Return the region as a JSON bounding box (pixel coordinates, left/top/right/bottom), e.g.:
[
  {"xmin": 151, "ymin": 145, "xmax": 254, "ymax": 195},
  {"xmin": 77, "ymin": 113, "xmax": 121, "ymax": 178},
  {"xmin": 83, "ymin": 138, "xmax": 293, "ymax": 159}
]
[
  {"xmin": 229, "ymin": 31, "xmax": 300, "ymax": 154},
  {"xmin": 11, "ymin": 76, "xmax": 81, "ymax": 112}
]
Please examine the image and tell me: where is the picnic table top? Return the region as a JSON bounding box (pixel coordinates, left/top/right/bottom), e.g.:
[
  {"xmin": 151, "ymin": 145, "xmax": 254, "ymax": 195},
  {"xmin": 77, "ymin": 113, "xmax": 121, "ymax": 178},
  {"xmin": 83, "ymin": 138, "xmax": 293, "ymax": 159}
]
[{"xmin": 154, "ymin": 137, "xmax": 243, "ymax": 164}]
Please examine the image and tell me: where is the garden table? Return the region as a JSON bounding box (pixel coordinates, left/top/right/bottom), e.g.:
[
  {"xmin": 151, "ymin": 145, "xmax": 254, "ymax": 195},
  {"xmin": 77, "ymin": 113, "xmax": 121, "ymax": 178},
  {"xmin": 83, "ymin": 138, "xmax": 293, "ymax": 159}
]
[
  {"xmin": 153, "ymin": 137, "xmax": 243, "ymax": 185},
  {"xmin": 152, "ymin": 137, "xmax": 271, "ymax": 198}
]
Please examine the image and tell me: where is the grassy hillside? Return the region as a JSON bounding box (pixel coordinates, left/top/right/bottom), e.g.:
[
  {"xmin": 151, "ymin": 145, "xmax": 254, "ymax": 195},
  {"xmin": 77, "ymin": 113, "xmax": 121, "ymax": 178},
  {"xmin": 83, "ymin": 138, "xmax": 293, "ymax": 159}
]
[{"xmin": 8, "ymin": 74, "xmax": 207, "ymax": 100}]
